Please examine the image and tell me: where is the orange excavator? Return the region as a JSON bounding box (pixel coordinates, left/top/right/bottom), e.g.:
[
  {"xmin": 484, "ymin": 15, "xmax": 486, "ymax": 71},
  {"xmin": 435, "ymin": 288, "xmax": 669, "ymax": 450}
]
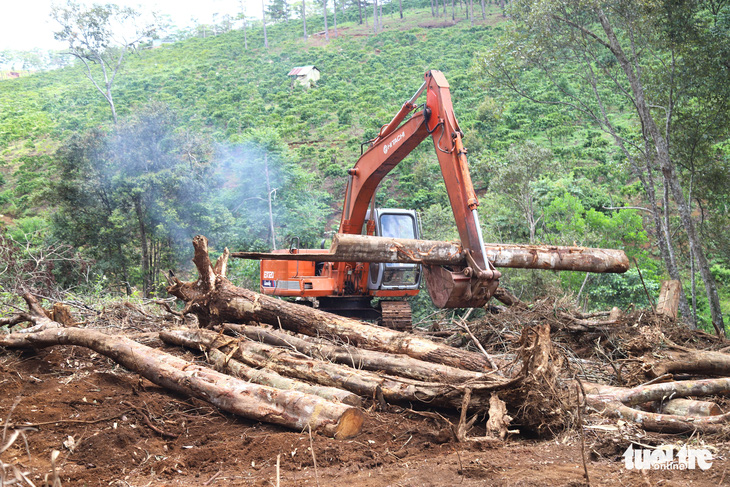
[{"xmin": 252, "ymin": 70, "xmax": 501, "ymax": 329}]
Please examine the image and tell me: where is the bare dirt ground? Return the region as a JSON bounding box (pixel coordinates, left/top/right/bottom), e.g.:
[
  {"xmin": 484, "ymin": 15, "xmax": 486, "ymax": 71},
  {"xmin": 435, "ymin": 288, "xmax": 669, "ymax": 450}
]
[{"xmin": 2, "ymin": 305, "xmax": 730, "ymax": 486}]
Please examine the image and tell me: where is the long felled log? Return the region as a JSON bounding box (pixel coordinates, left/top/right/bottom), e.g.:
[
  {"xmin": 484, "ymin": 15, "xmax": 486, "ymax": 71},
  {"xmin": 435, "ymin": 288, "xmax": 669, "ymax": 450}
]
[
  {"xmin": 168, "ymin": 236, "xmax": 497, "ymax": 372},
  {"xmin": 160, "ymin": 328, "xmax": 505, "ymax": 408},
  {"xmin": 231, "ymin": 234, "xmax": 629, "ymax": 273},
  {"xmin": 197, "ymin": 345, "xmax": 362, "ymax": 407},
  {"xmin": 649, "ymin": 350, "xmax": 730, "ymax": 378},
  {"xmin": 584, "ymin": 379, "xmax": 730, "ymax": 433},
  {"xmin": 223, "ymin": 323, "xmax": 493, "ymax": 383},
  {"xmin": 0, "ymin": 327, "xmax": 364, "ymax": 438}
]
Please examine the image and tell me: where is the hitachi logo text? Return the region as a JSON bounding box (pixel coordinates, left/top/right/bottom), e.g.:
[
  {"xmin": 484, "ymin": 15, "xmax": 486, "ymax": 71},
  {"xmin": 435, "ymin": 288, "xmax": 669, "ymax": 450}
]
[{"xmin": 383, "ymin": 131, "xmax": 406, "ymax": 154}]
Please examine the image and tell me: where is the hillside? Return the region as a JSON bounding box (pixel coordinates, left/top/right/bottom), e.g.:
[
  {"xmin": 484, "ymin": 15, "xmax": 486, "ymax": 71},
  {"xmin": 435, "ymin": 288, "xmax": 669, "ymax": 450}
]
[{"xmin": 0, "ymin": 1, "xmax": 728, "ymax": 327}]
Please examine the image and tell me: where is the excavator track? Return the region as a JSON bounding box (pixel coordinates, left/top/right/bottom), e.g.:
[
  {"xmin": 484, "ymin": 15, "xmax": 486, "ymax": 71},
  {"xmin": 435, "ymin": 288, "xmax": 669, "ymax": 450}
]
[{"xmin": 379, "ymin": 300, "xmax": 412, "ymax": 331}]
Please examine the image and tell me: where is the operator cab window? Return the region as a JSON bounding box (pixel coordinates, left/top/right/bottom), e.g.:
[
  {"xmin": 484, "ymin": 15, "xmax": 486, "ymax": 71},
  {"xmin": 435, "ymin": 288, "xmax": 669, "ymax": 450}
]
[
  {"xmin": 379, "ymin": 213, "xmax": 419, "ymax": 287},
  {"xmin": 379, "ymin": 214, "xmax": 416, "ymax": 239}
]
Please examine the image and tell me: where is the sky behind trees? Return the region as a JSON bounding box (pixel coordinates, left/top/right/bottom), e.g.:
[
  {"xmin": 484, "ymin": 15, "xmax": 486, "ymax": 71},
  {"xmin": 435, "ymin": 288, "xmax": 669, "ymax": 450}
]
[{"xmin": 0, "ymin": 0, "xmax": 259, "ymax": 50}]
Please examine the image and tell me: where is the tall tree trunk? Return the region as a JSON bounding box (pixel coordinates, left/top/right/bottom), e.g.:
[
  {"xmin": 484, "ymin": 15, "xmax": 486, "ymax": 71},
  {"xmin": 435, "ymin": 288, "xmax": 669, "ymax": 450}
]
[
  {"xmin": 481, "ymin": 0, "xmax": 485, "ymax": 19},
  {"xmin": 643, "ymin": 151, "xmax": 694, "ymax": 327},
  {"xmin": 689, "ymin": 174, "xmax": 698, "ymax": 324},
  {"xmin": 661, "ymin": 153, "xmax": 724, "ymax": 335},
  {"xmin": 244, "ymin": 17, "xmax": 248, "ymax": 48},
  {"xmin": 399, "ymin": 0, "xmax": 403, "ymax": 19},
  {"xmin": 108, "ymin": 95, "xmax": 117, "ymax": 125},
  {"xmin": 240, "ymin": 1, "xmax": 249, "ymax": 49},
  {"xmin": 430, "ymin": 0, "xmax": 435, "ymax": 17},
  {"xmin": 263, "ymin": 154, "xmax": 277, "ymax": 250},
  {"xmin": 333, "ymin": 0, "xmax": 338, "ymax": 36},
  {"xmin": 133, "ymin": 196, "xmax": 150, "ymax": 297},
  {"xmin": 470, "ymin": 0, "xmax": 474, "ymax": 26},
  {"xmin": 115, "ymin": 242, "xmax": 132, "ymax": 295},
  {"xmin": 358, "ymin": 0, "xmax": 363, "ymax": 24},
  {"xmin": 262, "ymin": 0, "xmax": 269, "ymax": 47},
  {"xmin": 323, "ymin": 0, "xmax": 329, "ymax": 40},
  {"xmin": 373, "ymin": 0, "xmax": 378, "ymax": 32},
  {"xmin": 451, "ymin": 0, "xmax": 455, "ymax": 20},
  {"xmin": 302, "ymin": 0, "xmax": 307, "ymax": 38}
]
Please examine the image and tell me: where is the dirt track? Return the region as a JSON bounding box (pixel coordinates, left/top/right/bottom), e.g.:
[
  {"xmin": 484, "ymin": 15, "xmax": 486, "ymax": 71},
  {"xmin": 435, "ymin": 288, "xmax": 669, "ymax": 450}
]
[{"xmin": 2, "ymin": 339, "xmax": 728, "ymax": 487}]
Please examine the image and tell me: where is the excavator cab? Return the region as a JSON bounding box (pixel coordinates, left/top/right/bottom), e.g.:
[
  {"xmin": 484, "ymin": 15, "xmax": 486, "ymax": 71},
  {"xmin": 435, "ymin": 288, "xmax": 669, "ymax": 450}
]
[{"xmin": 366, "ymin": 209, "xmax": 422, "ymax": 292}]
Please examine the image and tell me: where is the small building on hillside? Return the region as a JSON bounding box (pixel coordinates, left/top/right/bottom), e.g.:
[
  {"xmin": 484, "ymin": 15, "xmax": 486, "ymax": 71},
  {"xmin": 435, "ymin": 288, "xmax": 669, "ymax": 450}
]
[{"xmin": 288, "ymin": 66, "xmax": 320, "ymax": 87}]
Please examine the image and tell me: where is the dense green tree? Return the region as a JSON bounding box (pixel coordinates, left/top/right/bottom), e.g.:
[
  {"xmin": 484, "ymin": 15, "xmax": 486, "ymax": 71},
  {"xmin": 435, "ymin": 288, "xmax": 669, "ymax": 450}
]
[
  {"xmin": 268, "ymin": 0, "xmax": 291, "ymax": 22},
  {"xmin": 480, "ymin": 0, "xmax": 730, "ymax": 333},
  {"xmin": 51, "ymin": 103, "xmax": 226, "ymax": 296}
]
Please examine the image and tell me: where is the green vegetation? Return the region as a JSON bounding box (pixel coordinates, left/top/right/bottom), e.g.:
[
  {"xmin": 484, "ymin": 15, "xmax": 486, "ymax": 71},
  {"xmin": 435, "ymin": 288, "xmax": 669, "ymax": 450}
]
[{"xmin": 0, "ymin": 0, "xmax": 727, "ymax": 331}]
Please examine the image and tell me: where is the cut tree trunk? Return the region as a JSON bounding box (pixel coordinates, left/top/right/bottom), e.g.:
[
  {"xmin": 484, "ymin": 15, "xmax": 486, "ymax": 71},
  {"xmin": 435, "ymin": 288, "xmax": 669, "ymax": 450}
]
[
  {"xmin": 168, "ymin": 236, "xmax": 497, "ymax": 372},
  {"xmin": 656, "ymin": 280, "xmax": 681, "ymax": 319},
  {"xmin": 649, "ymin": 350, "xmax": 730, "ymax": 378},
  {"xmin": 660, "ymin": 399, "xmax": 721, "ymax": 417},
  {"xmin": 231, "ymin": 234, "xmax": 629, "ymax": 273},
  {"xmin": 160, "ymin": 328, "xmax": 505, "ymax": 409},
  {"xmin": 223, "ymin": 323, "xmax": 493, "ymax": 383},
  {"xmin": 197, "ymin": 344, "xmax": 362, "ymax": 407},
  {"xmin": 583, "ymin": 378, "xmax": 730, "ymax": 433},
  {"xmin": 0, "ymin": 327, "xmax": 364, "ymax": 438}
]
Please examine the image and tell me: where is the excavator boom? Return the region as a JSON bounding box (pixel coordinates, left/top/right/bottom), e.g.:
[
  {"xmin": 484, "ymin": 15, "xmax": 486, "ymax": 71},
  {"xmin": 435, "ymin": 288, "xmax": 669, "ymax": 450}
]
[{"xmin": 339, "ymin": 70, "xmax": 500, "ymax": 308}]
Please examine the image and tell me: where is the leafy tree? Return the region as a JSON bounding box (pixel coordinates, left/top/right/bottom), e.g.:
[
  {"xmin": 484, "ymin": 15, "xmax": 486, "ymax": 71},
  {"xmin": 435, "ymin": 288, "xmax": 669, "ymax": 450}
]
[
  {"xmin": 480, "ymin": 0, "xmax": 730, "ymax": 333},
  {"xmin": 268, "ymin": 0, "xmax": 291, "ymax": 22},
  {"xmin": 51, "ymin": 103, "xmax": 226, "ymax": 296},
  {"xmin": 490, "ymin": 142, "xmax": 553, "ymax": 243},
  {"xmin": 51, "ymin": 1, "xmax": 157, "ymax": 124}
]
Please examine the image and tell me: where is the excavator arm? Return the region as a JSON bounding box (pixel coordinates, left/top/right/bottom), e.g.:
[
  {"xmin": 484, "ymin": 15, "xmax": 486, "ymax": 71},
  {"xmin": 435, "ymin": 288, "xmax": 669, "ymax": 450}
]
[{"xmin": 339, "ymin": 70, "xmax": 501, "ymax": 308}]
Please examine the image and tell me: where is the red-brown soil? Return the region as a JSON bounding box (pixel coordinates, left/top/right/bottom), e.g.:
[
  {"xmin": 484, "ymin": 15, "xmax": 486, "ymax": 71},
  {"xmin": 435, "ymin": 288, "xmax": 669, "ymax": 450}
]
[{"xmin": 2, "ymin": 335, "xmax": 729, "ymax": 486}]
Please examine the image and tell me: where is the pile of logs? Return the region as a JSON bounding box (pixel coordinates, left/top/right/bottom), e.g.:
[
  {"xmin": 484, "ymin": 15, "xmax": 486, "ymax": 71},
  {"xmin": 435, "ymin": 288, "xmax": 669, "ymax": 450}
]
[{"xmin": 1, "ymin": 235, "xmax": 729, "ymax": 440}]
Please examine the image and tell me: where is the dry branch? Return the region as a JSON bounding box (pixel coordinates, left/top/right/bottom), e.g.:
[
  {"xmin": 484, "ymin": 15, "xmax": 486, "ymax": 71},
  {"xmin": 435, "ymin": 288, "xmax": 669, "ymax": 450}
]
[{"xmin": 1, "ymin": 294, "xmax": 62, "ymax": 333}]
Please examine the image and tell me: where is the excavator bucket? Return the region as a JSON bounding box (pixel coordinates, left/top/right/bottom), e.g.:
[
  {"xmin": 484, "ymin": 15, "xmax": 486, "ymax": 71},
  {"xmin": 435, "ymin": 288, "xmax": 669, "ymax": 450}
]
[{"xmin": 423, "ymin": 264, "xmax": 500, "ymax": 309}]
